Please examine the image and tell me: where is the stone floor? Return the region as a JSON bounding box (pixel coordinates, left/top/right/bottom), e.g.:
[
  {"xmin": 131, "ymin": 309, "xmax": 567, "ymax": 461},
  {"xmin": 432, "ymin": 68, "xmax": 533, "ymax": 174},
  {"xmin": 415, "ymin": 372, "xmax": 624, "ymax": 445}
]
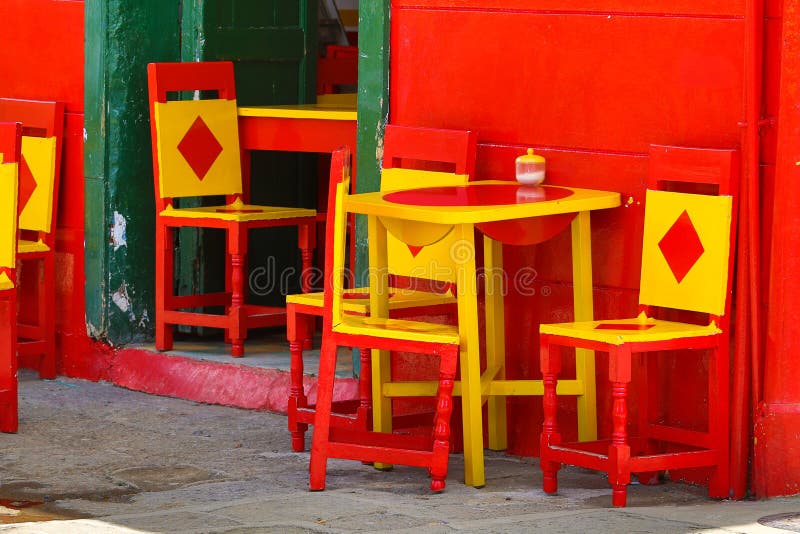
[{"xmin": 1, "ymin": 371, "xmax": 799, "ymax": 533}]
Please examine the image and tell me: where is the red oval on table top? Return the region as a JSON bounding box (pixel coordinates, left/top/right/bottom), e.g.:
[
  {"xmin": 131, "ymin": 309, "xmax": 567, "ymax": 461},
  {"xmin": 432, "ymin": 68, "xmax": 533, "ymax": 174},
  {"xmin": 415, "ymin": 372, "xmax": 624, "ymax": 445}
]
[{"xmin": 383, "ymin": 183, "xmax": 573, "ymax": 207}]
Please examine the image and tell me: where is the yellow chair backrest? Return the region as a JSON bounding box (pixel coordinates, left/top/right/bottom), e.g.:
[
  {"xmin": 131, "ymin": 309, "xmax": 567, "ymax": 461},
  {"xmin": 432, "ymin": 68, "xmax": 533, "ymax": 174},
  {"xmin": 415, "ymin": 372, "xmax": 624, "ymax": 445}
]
[
  {"xmin": 380, "ymin": 168, "xmax": 468, "ymax": 285},
  {"xmin": 638, "ymin": 189, "xmax": 733, "ymax": 316},
  {"xmin": 0, "ymin": 159, "xmax": 19, "ymax": 270},
  {"xmin": 325, "ymin": 148, "xmax": 352, "ymax": 328},
  {"xmin": 18, "ymin": 135, "xmax": 57, "ymax": 233},
  {"xmin": 153, "ymin": 98, "xmax": 243, "ymax": 199}
]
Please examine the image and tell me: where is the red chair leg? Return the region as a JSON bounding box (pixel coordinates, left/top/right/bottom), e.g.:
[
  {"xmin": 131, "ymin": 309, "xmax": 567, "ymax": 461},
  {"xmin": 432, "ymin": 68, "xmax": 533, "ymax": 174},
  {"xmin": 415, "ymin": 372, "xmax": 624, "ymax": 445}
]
[
  {"xmin": 707, "ymin": 344, "xmax": 731, "ymax": 499},
  {"xmin": 429, "ymin": 345, "xmax": 457, "ymax": 492},
  {"xmin": 39, "ymin": 253, "xmax": 56, "ymax": 379},
  {"xmin": 0, "ymin": 293, "xmax": 18, "ymax": 433},
  {"xmin": 357, "ymin": 347, "xmax": 372, "ymax": 431},
  {"xmin": 540, "ymin": 336, "xmax": 562, "ymax": 495},
  {"xmin": 299, "ymin": 222, "xmax": 315, "ymax": 349},
  {"xmin": 609, "ymin": 347, "xmax": 632, "ymax": 508},
  {"xmin": 155, "ymin": 222, "xmax": 174, "ymax": 351},
  {"xmin": 288, "ymin": 306, "xmax": 310, "ymax": 452},
  {"xmin": 309, "ymin": 336, "xmax": 339, "ymax": 491},
  {"xmin": 228, "ymin": 226, "xmax": 247, "ymax": 357}
]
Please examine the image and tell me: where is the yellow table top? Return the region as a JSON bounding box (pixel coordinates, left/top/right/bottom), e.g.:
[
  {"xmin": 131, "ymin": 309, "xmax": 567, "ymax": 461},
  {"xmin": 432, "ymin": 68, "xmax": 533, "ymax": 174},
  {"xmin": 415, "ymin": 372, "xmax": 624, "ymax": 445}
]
[
  {"xmin": 345, "ymin": 180, "xmax": 621, "ymax": 224},
  {"xmin": 238, "ymin": 103, "xmax": 356, "ymax": 121}
]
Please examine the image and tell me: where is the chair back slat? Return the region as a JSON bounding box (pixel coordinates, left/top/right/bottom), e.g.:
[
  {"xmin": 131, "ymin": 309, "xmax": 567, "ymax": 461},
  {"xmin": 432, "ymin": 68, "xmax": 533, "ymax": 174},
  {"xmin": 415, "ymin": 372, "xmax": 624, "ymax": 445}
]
[
  {"xmin": 0, "ymin": 99, "xmax": 65, "ymax": 236},
  {"xmin": 639, "ymin": 145, "xmax": 739, "ymax": 317},
  {"xmin": 147, "ymin": 62, "xmax": 243, "ymax": 202},
  {"xmin": 380, "ymin": 125, "xmax": 477, "ymax": 286},
  {"xmin": 0, "ymin": 122, "xmax": 21, "ymax": 271},
  {"xmin": 383, "ymin": 124, "xmax": 477, "ymax": 176},
  {"xmin": 322, "ymin": 147, "xmax": 352, "ymax": 332}
]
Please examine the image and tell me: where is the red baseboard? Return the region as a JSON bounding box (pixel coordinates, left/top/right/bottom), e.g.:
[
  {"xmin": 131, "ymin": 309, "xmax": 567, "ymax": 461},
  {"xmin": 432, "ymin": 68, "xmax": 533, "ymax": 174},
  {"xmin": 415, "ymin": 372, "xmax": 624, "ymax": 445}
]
[{"xmin": 62, "ymin": 344, "xmax": 358, "ymax": 414}]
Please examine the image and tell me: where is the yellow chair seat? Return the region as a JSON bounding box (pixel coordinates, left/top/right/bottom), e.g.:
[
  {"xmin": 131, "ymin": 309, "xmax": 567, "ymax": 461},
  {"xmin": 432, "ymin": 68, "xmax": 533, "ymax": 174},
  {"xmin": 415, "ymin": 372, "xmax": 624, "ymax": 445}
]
[
  {"xmin": 18, "ymin": 239, "xmax": 50, "ymax": 254},
  {"xmin": 0, "ymin": 272, "xmax": 14, "ymax": 291},
  {"xmin": 334, "ymin": 315, "xmax": 460, "ymax": 345},
  {"xmin": 287, "ymin": 287, "xmax": 455, "ymax": 314},
  {"xmin": 540, "ymin": 314, "xmax": 721, "ymax": 346},
  {"xmin": 161, "ymin": 200, "xmax": 315, "ymax": 223}
]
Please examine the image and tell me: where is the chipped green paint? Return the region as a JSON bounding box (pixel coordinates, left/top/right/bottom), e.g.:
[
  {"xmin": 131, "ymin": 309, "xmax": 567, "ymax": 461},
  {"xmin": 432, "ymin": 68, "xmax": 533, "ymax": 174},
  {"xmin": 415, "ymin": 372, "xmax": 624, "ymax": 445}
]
[
  {"xmin": 85, "ymin": 0, "xmax": 179, "ymax": 344},
  {"xmin": 85, "ymin": 1, "xmax": 319, "ymax": 345}
]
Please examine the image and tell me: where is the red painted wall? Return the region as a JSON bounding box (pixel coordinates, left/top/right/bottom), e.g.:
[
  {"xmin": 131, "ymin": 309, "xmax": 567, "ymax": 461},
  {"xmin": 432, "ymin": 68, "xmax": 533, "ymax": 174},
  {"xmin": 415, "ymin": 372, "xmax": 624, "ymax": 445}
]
[
  {"xmin": 0, "ymin": 0, "xmax": 98, "ymax": 376},
  {"xmin": 389, "ymin": 1, "xmax": 747, "ymax": 457}
]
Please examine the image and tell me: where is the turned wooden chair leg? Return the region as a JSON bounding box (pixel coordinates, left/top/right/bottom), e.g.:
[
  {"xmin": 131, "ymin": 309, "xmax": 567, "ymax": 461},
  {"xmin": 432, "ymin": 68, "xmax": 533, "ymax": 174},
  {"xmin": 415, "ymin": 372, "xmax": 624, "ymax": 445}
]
[
  {"xmin": 288, "ymin": 306, "xmax": 310, "ymax": 452},
  {"xmin": 609, "ymin": 346, "xmax": 632, "ymax": 508},
  {"xmin": 429, "ymin": 346, "xmax": 457, "ymax": 492},
  {"xmin": 357, "ymin": 347, "xmax": 373, "ymax": 431},
  {"xmin": 540, "ymin": 336, "xmax": 562, "ymax": 495}
]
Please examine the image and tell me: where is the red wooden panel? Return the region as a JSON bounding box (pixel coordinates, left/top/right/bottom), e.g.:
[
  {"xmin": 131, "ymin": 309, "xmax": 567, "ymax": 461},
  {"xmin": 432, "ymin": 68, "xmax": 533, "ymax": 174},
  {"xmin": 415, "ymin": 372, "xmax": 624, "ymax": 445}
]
[
  {"xmin": 390, "ymin": 10, "xmax": 743, "ymax": 153},
  {"xmin": 57, "ymin": 112, "xmax": 85, "ymax": 230},
  {"xmin": 0, "ymin": 0, "xmax": 84, "ymax": 112},
  {"xmin": 393, "ymin": 0, "xmax": 745, "ymax": 16},
  {"xmin": 389, "ymin": 2, "xmax": 748, "ymax": 467},
  {"xmin": 475, "ymin": 144, "xmax": 645, "ymax": 289}
]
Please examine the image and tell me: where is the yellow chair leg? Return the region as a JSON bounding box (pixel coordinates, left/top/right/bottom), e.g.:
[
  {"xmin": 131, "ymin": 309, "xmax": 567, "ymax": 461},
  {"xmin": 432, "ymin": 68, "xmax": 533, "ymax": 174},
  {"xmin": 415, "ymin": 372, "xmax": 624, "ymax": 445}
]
[
  {"xmin": 484, "ymin": 235, "xmax": 507, "ymax": 451},
  {"xmin": 368, "ymin": 215, "xmax": 394, "ymax": 470},
  {"xmin": 571, "ymin": 212, "xmax": 598, "ymax": 442}
]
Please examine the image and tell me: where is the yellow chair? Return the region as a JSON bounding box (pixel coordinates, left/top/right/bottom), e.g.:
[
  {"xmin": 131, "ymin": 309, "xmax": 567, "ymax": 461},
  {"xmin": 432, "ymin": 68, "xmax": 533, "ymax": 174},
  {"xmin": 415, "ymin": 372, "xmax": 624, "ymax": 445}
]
[
  {"xmin": 287, "ymin": 124, "xmax": 475, "ymax": 451},
  {"xmin": 0, "ymin": 98, "xmax": 65, "ymax": 379},
  {"xmin": 539, "ymin": 145, "xmax": 739, "ymax": 507},
  {"xmin": 309, "ymin": 146, "xmax": 461, "ymax": 492},
  {"xmin": 0, "ymin": 122, "xmax": 22, "ymax": 432},
  {"xmin": 148, "ymin": 61, "xmax": 317, "ymax": 357}
]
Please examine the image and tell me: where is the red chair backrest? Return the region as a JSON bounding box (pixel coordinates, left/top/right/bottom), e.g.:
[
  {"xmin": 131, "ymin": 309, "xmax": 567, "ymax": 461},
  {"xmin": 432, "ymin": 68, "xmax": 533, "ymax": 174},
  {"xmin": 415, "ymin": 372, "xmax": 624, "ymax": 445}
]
[
  {"xmin": 639, "ymin": 144, "xmax": 740, "ymax": 323},
  {"xmin": 0, "ymin": 98, "xmax": 65, "ymax": 239},
  {"xmin": 147, "ymin": 61, "xmax": 242, "ymax": 209},
  {"xmin": 0, "ymin": 122, "xmax": 21, "ymax": 273}
]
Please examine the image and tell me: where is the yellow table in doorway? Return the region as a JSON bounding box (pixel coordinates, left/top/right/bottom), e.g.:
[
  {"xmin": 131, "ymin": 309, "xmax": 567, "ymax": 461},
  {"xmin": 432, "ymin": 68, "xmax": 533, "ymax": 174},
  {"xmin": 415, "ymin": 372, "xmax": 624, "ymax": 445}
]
[{"xmin": 344, "ymin": 179, "xmax": 621, "ymax": 487}]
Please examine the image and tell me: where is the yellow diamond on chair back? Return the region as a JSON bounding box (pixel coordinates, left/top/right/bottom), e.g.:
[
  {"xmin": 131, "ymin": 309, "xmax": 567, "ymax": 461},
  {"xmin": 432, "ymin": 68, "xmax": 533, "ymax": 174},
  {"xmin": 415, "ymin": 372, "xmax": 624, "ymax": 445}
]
[
  {"xmin": 639, "ymin": 189, "xmax": 733, "ymax": 316},
  {"xmin": 380, "ymin": 168, "xmax": 468, "ymax": 285},
  {"xmin": 18, "ymin": 135, "xmax": 57, "ymax": 233},
  {"xmin": 154, "ymin": 99, "xmax": 243, "ymax": 199},
  {"xmin": 0, "ymin": 160, "xmax": 19, "ymax": 270}
]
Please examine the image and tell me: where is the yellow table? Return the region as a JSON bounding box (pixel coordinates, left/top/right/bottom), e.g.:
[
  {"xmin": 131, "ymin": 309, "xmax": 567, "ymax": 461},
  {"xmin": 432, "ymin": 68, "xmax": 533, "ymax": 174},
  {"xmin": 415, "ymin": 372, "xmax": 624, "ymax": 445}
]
[{"xmin": 344, "ymin": 180, "xmax": 621, "ymax": 487}]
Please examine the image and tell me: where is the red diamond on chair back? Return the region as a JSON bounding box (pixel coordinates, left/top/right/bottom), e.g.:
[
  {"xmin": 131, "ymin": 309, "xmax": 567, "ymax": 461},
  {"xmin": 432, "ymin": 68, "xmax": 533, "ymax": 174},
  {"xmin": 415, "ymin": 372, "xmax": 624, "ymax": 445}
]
[
  {"xmin": 657, "ymin": 210, "xmax": 704, "ymax": 283},
  {"xmin": 18, "ymin": 154, "xmax": 37, "ymax": 214},
  {"xmin": 177, "ymin": 116, "xmax": 223, "ymax": 181}
]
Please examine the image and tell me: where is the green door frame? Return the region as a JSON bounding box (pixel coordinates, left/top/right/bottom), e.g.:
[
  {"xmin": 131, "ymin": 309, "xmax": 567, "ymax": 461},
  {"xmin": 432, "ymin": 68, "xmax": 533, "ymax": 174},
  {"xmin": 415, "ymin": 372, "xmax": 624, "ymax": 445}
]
[
  {"xmin": 85, "ymin": 0, "xmax": 391, "ymax": 346},
  {"xmin": 355, "ymin": 1, "xmax": 391, "ymax": 285}
]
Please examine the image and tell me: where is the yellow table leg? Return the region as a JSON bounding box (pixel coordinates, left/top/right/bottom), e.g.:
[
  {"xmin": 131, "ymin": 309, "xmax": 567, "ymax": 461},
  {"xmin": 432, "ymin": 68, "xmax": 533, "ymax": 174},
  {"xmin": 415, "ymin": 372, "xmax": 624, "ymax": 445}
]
[
  {"xmin": 455, "ymin": 224, "xmax": 485, "ymax": 487},
  {"xmin": 484, "ymin": 235, "xmax": 507, "ymax": 451},
  {"xmin": 571, "ymin": 212, "xmax": 598, "ymax": 442},
  {"xmin": 368, "ymin": 215, "xmax": 393, "ymax": 469}
]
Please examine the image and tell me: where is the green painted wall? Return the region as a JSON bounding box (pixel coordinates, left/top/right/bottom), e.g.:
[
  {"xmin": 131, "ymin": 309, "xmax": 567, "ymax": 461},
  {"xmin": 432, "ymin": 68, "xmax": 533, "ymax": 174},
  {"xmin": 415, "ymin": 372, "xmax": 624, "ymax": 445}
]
[
  {"xmin": 85, "ymin": 0, "xmax": 321, "ymax": 345},
  {"xmin": 85, "ymin": 0, "xmax": 179, "ymax": 344},
  {"xmin": 355, "ymin": 1, "xmax": 390, "ymax": 285}
]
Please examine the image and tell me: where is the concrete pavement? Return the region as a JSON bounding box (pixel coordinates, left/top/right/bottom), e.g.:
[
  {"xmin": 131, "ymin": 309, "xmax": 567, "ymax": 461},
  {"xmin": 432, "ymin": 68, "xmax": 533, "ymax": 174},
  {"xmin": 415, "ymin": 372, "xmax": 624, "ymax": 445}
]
[{"xmin": 1, "ymin": 371, "xmax": 799, "ymax": 533}]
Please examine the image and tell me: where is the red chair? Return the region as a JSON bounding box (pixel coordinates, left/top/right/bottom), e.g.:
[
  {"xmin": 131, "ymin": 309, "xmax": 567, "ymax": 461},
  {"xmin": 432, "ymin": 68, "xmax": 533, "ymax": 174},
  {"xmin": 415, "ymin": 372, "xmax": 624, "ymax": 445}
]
[
  {"xmin": 0, "ymin": 122, "xmax": 22, "ymax": 432},
  {"xmin": 0, "ymin": 98, "xmax": 65, "ymax": 379},
  {"xmin": 309, "ymin": 146, "xmax": 460, "ymax": 492},
  {"xmin": 287, "ymin": 125, "xmax": 475, "ymax": 452},
  {"xmin": 147, "ymin": 62, "xmax": 317, "ymax": 357},
  {"xmin": 539, "ymin": 145, "xmax": 739, "ymax": 507},
  {"xmin": 317, "ymin": 45, "xmax": 358, "ymax": 97}
]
